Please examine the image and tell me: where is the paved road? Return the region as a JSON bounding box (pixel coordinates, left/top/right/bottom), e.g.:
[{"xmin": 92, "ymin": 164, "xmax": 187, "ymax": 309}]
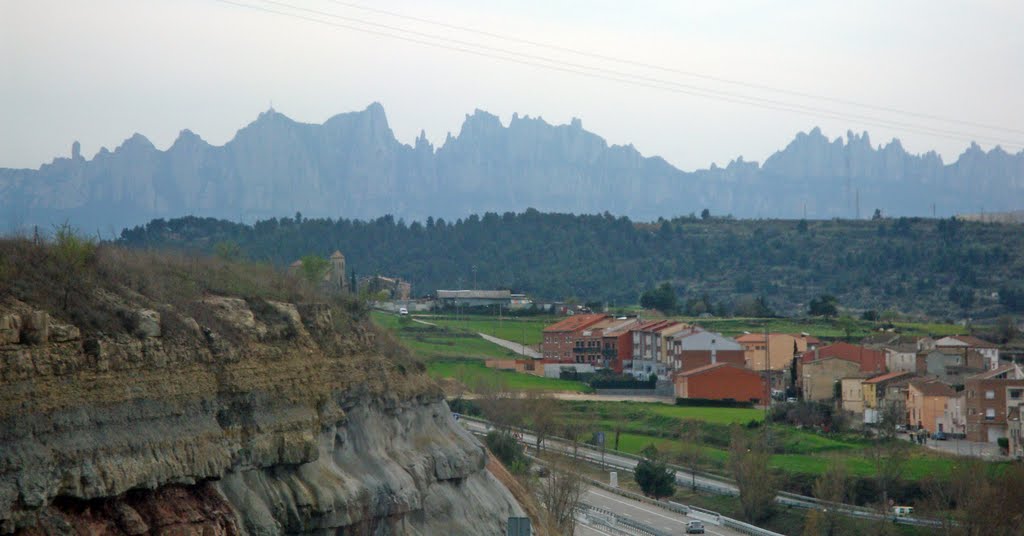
[
  {"xmin": 579, "ymin": 488, "xmax": 742, "ymax": 536},
  {"xmin": 462, "ymin": 418, "xmax": 940, "ymax": 529},
  {"xmin": 899, "ymin": 433, "xmax": 1007, "ymax": 460},
  {"xmin": 478, "ymin": 332, "xmax": 542, "ymax": 358},
  {"xmin": 463, "ymin": 419, "xmax": 740, "ymax": 496}
]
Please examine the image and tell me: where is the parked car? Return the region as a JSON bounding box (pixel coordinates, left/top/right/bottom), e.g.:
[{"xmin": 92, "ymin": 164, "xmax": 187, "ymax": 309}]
[
  {"xmin": 398, "ymin": 307, "xmax": 409, "ymax": 316},
  {"xmin": 895, "ymin": 424, "xmax": 907, "ymax": 433},
  {"xmin": 932, "ymin": 431, "xmax": 947, "ymax": 440},
  {"xmin": 686, "ymin": 520, "xmax": 705, "ymax": 534}
]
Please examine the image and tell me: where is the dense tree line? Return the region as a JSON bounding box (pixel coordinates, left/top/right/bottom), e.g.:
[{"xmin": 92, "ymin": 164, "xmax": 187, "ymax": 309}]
[{"xmin": 117, "ymin": 211, "xmax": 1024, "ymax": 317}]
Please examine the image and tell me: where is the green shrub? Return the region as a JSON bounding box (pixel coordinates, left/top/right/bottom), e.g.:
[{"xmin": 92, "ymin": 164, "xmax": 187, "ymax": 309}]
[{"xmin": 485, "ymin": 430, "xmax": 530, "ymax": 473}]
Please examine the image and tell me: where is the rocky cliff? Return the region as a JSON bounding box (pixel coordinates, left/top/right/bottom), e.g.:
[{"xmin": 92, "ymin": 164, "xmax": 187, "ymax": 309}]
[
  {"xmin": 0, "ymin": 241, "xmax": 523, "ymax": 534},
  {"xmin": 2, "ymin": 104, "xmax": 1021, "ymax": 231}
]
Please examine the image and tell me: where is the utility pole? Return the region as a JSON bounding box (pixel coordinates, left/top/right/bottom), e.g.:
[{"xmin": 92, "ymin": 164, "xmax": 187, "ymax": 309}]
[{"xmin": 764, "ymin": 326, "xmax": 770, "ymax": 417}]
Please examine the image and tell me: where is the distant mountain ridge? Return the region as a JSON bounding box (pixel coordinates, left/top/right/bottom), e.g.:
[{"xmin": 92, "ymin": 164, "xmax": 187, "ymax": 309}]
[{"xmin": 2, "ymin": 103, "xmax": 1021, "ymax": 230}]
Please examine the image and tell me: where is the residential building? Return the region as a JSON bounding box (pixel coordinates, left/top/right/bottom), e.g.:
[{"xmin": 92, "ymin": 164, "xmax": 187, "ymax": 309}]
[
  {"xmin": 936, "ymin": 391, "xmax": 967, "ymax": 438},
  {"xmin": 935, "ymin": 335, "xmax": 1000, "ymax": 370},
  {"xmin": 841, "ymin": 377, "xmax": 867, "ymax": 415},
  {"xmin": 600, "ymin": 318, "xmax": 640, "ymax": 373},
  {"xmin": 541, "ymin": 314, "xmax": 608, "ymax": 362},
  {"xmin": 573, "ymin": 317, "xmax": 638, "ymax": 368},
  {"xmin": 737, "ymin": 332, "xmax": 807, "ymax": 372},
  {"xmin": 668, "ymin": 329, "xmax": 745, "ymax": 371},
  {"xmin": 907, "ymin": 380, "xmax": 957, "ymax": 434},
  {"xmin": 628, "ymin": 320, "xmax": 690, "ymax": 379},
  {"xmin": 802, "ymin": 357, "xmax": 866, "ymax": 402},
  {"xmin": 920, "ymin": 349, "xmax": 985, "ymax": 387},
  {"xmin": 800, "ymin": 343, "xmax": 886, "ymax": 387},
  {"xmin": 861, "ymin": 370, "xmax": 913, "ymax": 423},
  {"xmin": 964, "ymin": 365, "xmax": 1024, "ymax": 443},
  {"xmin": 673, "ymin": 363, "xmax": 767, "ymax": 403},
  {"xmin": 883, "ymin": 344, "xmax": 919, "ymax": 373},
  {"xmin": 862, "ymin": 335, "xmax": 935, "ymax": 373},
  {"xmin": 436, "ymin": 290, "xmax": 512, "ymax": 308}
]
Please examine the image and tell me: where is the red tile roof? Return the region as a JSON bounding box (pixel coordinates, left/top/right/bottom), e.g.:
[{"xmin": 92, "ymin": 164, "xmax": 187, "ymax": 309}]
[
  {"xmin": 674, "ymin": 362, "xmax": 755, "ymax": 378},
  {"xmin": 943, "ymin": 335, "xmax": 998, "ymax": 349},
  {"xmin": 863, "ymin": 370, "xmax": 912, "ymax": 384},
  {"xmin": 800, "ymin": 342, "xmax": 887, "ymax": 373},
  {"xmin": 543, "ymin": 314, "xmax": 608, "ymax": 333},
  {"xmin": 966, "ymin": 364, "xmax": 1021, "ymax": 380},
  {"xmin": 909, "ymin": 380, "xmax": 957, "ymax": 397}
]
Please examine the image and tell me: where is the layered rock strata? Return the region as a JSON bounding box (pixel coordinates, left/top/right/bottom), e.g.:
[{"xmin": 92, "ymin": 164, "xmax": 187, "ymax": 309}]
[{"xmin": 0, "ymin": 293, "xmax": 521, "ymax": 534}]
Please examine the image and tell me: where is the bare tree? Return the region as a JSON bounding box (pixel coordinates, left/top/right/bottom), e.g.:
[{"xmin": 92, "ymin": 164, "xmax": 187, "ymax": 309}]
[
  {"xmin": 607, "ymin": 402, "xmax": 629, "ymax": 451},
  {"xmin": 525, "ymin": 391, "xmax": 559, "ymax": 454},
  {"xmin": 538, "ymin": 458, "xmax": 587, "ymax": 535},
  {"xmin": 474, "ymin": 375, "xmax": 521, "ymax": 432},
  {"xmin": 877, "ymin": 401, "xmax": 903, "ymax": 441},
  {"xmin": 674, "ymin": 421, "xmax": 705, "ymax": 491},
  {"xmin": 810, "ymin": 458, "xmax": 850, "ymax": 536},
  {"xmin": 728, "ymin": 426, "xmax": 776, "ymax": 523},
  {"xmin": 921, "ymin": 459, "xmax": 1024, "ymax": 536},
  {"xmin": 867, "ymin": 440, "xmax": 907, "ymax": 516}
]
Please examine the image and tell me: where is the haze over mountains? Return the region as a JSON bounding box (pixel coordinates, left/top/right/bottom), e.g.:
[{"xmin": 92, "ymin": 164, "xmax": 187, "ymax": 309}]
[{"xmin": 2, "ymin": 102, "xmax": 1022, "ymax": 231}]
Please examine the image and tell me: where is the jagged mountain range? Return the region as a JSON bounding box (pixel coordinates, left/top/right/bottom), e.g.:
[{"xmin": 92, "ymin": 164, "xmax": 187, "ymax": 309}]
[{"xmin": 2, "ymin": 102, "xmax": 1022, "ymax": 231}]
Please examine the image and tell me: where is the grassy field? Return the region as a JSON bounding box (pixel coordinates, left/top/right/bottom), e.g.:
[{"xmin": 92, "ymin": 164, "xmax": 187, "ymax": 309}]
[
  {"xmin": 372, "ymin": 311, "xmax": 518, "ymax": 360},
  {"xmin": 545, "ymin": 399, "xmax": 967, "ymax": 483},
  {"xmin": 427, "ymin": 360, "xmax": 592, "ymax": 393},
  {"xmin": 371, "ymin": 311, "xmax": 593, "ymax": 392},
  {"xmin": 418, "ymin": 311, "xmax": 966, "ymax": 349},
  {"xmin": 425, "ymin": 315, "xmax": 554, "ymax": 345}
]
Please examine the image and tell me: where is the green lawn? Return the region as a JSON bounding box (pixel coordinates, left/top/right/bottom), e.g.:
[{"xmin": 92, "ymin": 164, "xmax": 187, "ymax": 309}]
[
  {"xmin": 372, "ymin": 311, "xmax": 590, "ymax": 392},
  {"xmin": 372, "ymin": 311, "xmax": 519, "ymax": 360},
  {"xmin": 425, "ymin": 315, "xmax": 552, "ymax": 346},
  {"xmin": 645, "ymin": 404, "xmax": 765, "ymax": 426},
  {"xmin": 427, "ymin": 360, "xmax": 591, "ymax": 392},
  {"xmin": 550, "ymin": 399, "xmax": 967, "ymax": 482}
]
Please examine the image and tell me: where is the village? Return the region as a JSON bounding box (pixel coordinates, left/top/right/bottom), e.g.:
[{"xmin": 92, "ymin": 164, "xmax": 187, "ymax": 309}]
[{"xmin": 476, "ymin": 310, "xmax": 1023, "ymax": 458}]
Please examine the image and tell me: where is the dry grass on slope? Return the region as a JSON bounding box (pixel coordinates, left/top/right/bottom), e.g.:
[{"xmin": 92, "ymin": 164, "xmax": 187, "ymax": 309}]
[
  {"xmin": 485, "ymin": 449, "xmax": 554, "ymax": 536},
  {"xmin": 0, "ymin": 235, "xmax": 422, "ymax": 382}
]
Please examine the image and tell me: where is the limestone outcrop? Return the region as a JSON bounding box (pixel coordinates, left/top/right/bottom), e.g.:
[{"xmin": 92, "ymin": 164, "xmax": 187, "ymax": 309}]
[
  {"xmin": 0, "ymin": 287, "xmax": 522, "ymax": 534},
  {"xmin": 4, "ymin": 103, "xmax": 1022, "ymax": 230}
]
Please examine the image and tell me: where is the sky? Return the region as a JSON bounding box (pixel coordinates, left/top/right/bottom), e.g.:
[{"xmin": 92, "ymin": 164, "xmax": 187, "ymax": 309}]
[{"xmin": 2, "ymin": 0, "xmax": 1023, "ymax": 171}]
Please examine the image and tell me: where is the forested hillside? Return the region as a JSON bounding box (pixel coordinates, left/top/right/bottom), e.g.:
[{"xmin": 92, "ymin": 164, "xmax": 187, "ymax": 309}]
[{"xmin": 118, "ymin": 212, "xmax": 1024, "ymax": 319}]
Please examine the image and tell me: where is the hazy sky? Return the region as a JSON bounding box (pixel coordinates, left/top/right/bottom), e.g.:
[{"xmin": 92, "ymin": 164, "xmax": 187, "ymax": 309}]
[{"xmin": 2, "ymin": 0, "xmax": 1023, "ymax": 171}]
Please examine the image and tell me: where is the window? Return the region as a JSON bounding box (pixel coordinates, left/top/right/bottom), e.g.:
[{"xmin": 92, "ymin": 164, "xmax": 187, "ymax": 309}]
[
  {"xmin": 985, "ymin": 390, "xmax": 995, "ymax": 400},
  {"xmin": 986, "ymin": 408, "xmax": 996, "ymax": 420},
  {"xmin": 1011, "ymin": 390, "xmax": 1023, "ymax": 400}
]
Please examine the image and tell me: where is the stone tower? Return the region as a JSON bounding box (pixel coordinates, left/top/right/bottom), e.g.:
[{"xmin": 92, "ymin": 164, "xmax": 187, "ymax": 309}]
[{"xmin": 329, "ymin": 251, "xmax": 347, "ymax": 291}]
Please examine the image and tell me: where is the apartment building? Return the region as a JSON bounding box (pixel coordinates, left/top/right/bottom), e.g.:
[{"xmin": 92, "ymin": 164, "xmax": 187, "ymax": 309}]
[{"xmin": 964, "ymin": 365, "xmax": 1024, "ymax": 443}]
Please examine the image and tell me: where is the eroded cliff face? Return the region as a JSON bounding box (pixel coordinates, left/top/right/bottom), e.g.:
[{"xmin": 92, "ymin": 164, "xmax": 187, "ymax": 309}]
[{"xmin": 0, "ymin": 288, "xmax": 522, "ymax": 534}]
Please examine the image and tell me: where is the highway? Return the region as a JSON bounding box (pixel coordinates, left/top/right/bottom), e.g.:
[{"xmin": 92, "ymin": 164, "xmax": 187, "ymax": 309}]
[
  {"xmin": 577, "ymin": 487, "xmax": 744, "ymax": 536},
  {"xmin": 461, "ymin": 417, "xmax": 940, "ymax": 529}
]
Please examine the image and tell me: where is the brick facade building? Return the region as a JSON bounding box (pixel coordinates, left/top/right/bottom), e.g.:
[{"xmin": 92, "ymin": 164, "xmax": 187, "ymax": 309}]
[{"xmin": 673, "ymin": 363, "xmax": 767, "ymax": 403}]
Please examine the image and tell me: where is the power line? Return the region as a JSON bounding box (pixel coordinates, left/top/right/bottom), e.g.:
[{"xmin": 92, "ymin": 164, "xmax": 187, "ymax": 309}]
[
  {"xmin": 324, "ymin": 0, "xmax": 1024, "ymax": 137},
  {"xmin": 213, "ymin": 0, "xmax": 1024, "ymax": 149}
]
